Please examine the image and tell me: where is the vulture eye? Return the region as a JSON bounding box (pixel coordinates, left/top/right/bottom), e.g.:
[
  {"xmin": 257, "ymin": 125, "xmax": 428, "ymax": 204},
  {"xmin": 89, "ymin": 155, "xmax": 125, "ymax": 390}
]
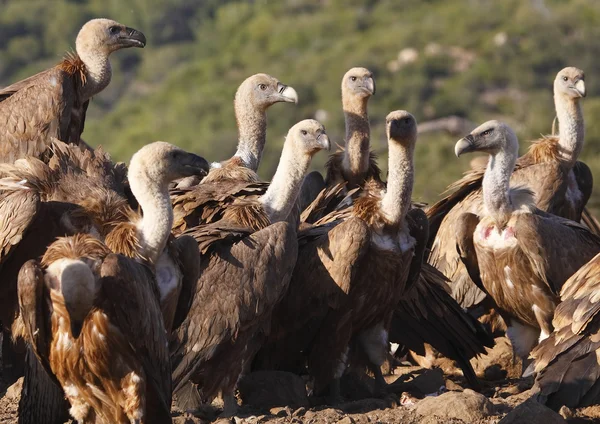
[
  {"xmin": 259, "ymin": 84, "xmax": 267, "ymax": 91},
  {"xmin": 562, "ymin": 76, "xmax": 568, "ymax": 82},
  {"xmin": 301, "ymin": 130, "xmax": 308, "ymax": 135},
  {"xmin": 350, "ymin": 76, "xmax": 357, "ymax": 81},
  {"xmin": 482, "ymin": 129, "xmax": 493, "ymax": 136},
  {"xmin": 404, "ymin": 118, "xmax": 411, "ymax": 124},
  {"xmin": 109, "ymin": 26, "xmax": 120, "ymax": 35}
]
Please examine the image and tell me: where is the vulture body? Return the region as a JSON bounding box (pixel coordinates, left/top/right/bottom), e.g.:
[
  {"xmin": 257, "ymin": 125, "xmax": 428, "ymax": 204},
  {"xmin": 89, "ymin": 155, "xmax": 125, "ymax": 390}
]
[
  {"xmin": 170, "ymin": 120, "xmax": 330, "ymax": 415},
  {"xmin": 428, "ymin": 67, "xmax": 591, "ymax": 315},
  {"xmin": 0, "ymin": 19, "xmax": 146, "ymax": 162},
  {"xmin": 258, "ymin": 112, "xmax": 427, "ymax": 400},
  {"xmin": 528, "ymin": 252, "xmax": 600, "ymax": 410},
  {"xmin": 176, "ymin": 73, "xmax": 297, "ymax": 188},
  {"xmin": 18, "ymin": 235, "xmax": 172, "ymax": 424},
  {"xmin": 454, "ymin": 120, "xmax": 600, "ymax": 362}
]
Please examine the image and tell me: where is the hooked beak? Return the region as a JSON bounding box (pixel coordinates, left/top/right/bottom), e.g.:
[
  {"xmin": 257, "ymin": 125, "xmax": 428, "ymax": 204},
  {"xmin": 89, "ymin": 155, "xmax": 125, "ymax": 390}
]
[
  {"xmin": 70, "ymin": 320, "xmax": 83, "ymax": 339},
  {"xmin": 119, "ymin": 27, "xmax": 147, "ymax": 48},
  {"xmin": 455, "ymin": 134, "xmax": 476, "ymax": 157},
  {"xmin": 276, "ymin": 83, "xmax": 298, "ymax": 104},
  {"xmin": 185, "ymin": 154, "xmax": 210, "ymax": 177},
  {"xmin": 573, "ymin": 79, "xmax": 586, "ymax": 98},
  {"xmin": 364, "ymin": 77, "xmax": 376, "ymax": 96},
  {"xmin": 318, "ymin": 133, "xmax": 331, "ymax": 151}
]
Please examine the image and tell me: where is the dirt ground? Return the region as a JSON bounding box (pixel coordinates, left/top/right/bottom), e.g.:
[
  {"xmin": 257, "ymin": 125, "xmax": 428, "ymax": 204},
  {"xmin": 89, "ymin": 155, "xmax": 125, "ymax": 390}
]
[{"xmin": 2, "ymin": 337, "xmax": 600, "ymax": 424}]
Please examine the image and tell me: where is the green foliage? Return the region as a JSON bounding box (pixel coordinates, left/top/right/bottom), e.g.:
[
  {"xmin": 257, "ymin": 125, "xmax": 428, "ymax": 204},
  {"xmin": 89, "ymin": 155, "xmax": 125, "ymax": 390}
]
[{"xmin": 1, "ymin": 0, "xmax": 600, "ymax": 211}]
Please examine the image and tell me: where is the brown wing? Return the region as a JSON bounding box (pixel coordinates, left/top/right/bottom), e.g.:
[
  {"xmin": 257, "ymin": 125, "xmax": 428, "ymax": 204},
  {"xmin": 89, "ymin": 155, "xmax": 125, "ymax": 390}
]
[
  {"xmin": 515, "ymin": 211, "xmax": 600, "ymax": 294},
  {"xmin": 390, "ymin": 264, "xmax": 494, "ymax": 389},
  {"xmin": 0, "ymin": 66, "xmax": 84, "ymax": 162},
  {"xmin": 405, "ymin": 208, "xmax": 429, "ymax": 292},
  {"xmin": 171, "ymin": 235, "xmax": 202, "ymax": 332},
  {"xmin": 99, "ymin": 254, "xmax": 172, "ymax": 418},
  {"xmin": 171, "ymin": 221, "xmax": 298, "ymax": 391},
  {"xmin": 529, "ymin": 253, "xmax": 600, "ymax": 409}
]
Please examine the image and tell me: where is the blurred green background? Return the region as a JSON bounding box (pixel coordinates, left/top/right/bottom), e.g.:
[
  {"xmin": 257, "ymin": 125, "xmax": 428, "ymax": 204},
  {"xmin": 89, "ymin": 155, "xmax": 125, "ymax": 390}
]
[{"xmin": 1, "ymin": 0, "xmax": 600, "ymax": 210}]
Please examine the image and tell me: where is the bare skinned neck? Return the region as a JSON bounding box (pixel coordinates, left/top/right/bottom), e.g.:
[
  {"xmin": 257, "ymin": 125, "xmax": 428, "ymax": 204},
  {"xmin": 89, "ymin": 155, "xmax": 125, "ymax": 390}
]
[
  {"xmin": 555, "ymin": 94, "xmax": 584, "ymax": 167},
  {"xmin": 233, "ymin": 97, "xmax": 267, "ymax": 172},
  {"xmin": 482, "ymin": 150, "xmax": 516, "ymax": 227},
  {"xmin": 342, "ymin": 93, "xmax": 370, "ymax": 185},
  {"xmin": 76, "ymin": 48, "xmax": 112, "ymax": 102}
]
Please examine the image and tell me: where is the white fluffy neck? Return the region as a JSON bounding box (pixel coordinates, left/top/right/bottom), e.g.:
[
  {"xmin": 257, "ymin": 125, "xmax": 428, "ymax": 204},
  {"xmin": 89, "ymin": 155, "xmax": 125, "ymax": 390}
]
[
  {"xmin": 381, "ymin": 142, "xmax": 414, "ymax": 227},
  {"xmin": 555, "ymin": 94, "xmax": 584, "ymax": 166},
  {"xmin": 128, "ymin": 170, "xmax": 172, "ymax": 264},
  {"xmin": 482, "ymin": 150, "xmax": 516, "ymax": 226},
  {"xmin": 259, "ymin": 141, "xmax": 310, "ymax": 223},
  {"xmin": 76, "ymin": 48, "xmax": 112, "ymax": 102},
  {"xmin": 233, "ymin": 99, "xmax": 267, "ymax": 172}
]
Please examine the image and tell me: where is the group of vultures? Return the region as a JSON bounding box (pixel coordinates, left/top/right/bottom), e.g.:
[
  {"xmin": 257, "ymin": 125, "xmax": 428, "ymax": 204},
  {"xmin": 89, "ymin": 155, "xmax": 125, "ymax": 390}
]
[{"xmin": 0, "ymin": 17, "xmax": 599, "ymax": 424}]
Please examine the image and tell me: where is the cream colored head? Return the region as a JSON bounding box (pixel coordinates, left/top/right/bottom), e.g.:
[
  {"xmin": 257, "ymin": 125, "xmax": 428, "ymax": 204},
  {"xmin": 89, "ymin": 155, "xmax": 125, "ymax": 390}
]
[
  {"xmin": 455, "ymin": 120, "xmax": 518, "ymax": 159},
  {"xmin": 128, "ymin": 142, "xmax": 209, "ymax": 188},
  {"xmin": 286, "ymin": 119, "xmax": 331, "ymax": 156},
  {"xmin": 235, "ymin": 73, "xmax": 298, "ymax": 111},
  {"xmin": 554, "ymin": 67, "xmax": 585, "ymax": 100},
  {"xmin": 342, "ymin": 67, "xmax": 376, "ymax": 100},
  {"xmin": 76, "ymin": 18, "xmax": 146, "ymax": 57},
  {"xmin": 46, "ymin": 258, "xmax": 97, "ymax": 338}
]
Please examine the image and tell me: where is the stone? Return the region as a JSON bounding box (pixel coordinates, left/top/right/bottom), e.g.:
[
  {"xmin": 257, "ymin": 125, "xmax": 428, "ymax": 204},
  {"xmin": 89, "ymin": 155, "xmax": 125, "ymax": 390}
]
[
  {"xmin": 5, "ymin": 377, "xmax": 23, "ymax": 400},
  {"xmin": 414, "ymin": 389, "xmax": 495, "ymax": 422},
  {"xmin": 388, "ymin": 368, "xmax": 445, "ymax": 396},
  {"xmin": 238, "ymin": 371, "xmax": 309, "ymax": 409},
  {"xmin": 499, "ymin": 399, "xmax": 566, "ymax": 424}
]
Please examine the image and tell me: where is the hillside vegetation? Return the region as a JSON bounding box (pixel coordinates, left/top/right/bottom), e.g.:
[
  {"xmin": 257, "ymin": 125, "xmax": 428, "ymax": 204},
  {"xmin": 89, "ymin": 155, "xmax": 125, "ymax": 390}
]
[{"xmin": 1, "ymin": 0, "xmax": 600, "ymax": 209}]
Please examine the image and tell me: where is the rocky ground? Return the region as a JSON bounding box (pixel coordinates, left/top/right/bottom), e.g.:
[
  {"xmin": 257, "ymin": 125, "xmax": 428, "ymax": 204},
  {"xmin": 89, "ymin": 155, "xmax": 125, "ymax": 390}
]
[{"xmin": 2, "ymin": 337, "xmax": 600, "ymax": 423}]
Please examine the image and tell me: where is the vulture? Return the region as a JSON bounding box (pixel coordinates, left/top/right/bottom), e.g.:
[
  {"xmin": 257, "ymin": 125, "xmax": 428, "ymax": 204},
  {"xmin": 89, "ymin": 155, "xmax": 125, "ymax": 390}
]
[
  {"xmin": 300, "ymin": 67, "xmax": 376, "ymax": 210},
  {"xmin": 454, "ymin": 120, "xmax": 600, "ymax": 364},
  {"xmin": 0, "ymin": 19, "xmax": 146, "ymax": 163},
  {"xmin": 176, "ymin": 73, "xmax": 297, "ymax": 187},
  {"xmin": 257, "ymin": 111, "xmax": 427, "ymax": 401},
  {"xmin": 427, "ymin": 67, "xmax": 591, "ymax": 318},
  {"xmin": 12, "ymin": 142, "xmax": 208, "ymax": 423},
  {"xmin": 170, "ymin": 120, "xmax": 330, "ymax": 415},
  {"xmin": 527, "ymin": 252, "xmax": 600, "ymax": 410}
]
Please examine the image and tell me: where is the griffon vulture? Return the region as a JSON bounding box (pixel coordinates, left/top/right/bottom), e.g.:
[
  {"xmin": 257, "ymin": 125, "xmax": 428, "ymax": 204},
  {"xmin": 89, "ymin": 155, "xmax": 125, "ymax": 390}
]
[
  {"xmin": 527, "ymin": 251, "xmax": 600, "ymax": 409},
  {"xmin": 13, "ymin": 142, "xmax": 208, "ymax": 423},
  {"xmin": 0, "ymin": 19, "xmax": 146, "ymax": 162},
  {"xmin": 428, "ymin": 67, "xmax": 591, "ymax": 317},
  {"xmin": 170, "ymin": 120, "xmax": 330, "ymax": 415},
  {"xmin": 454, "ymin": 120, "xmax": 600, "ymax": 364},
  {"xmin": 176, "ymin": 73, "xmax": 297, "ymax": 187}
]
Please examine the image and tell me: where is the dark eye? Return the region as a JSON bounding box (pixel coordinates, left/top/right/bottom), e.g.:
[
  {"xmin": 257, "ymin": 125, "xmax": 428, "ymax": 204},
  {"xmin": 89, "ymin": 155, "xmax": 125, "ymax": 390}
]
[
  {"xmin": 109, "ymin": 26, "xmax": 120, "ymax": 35},
  {"xmin": 404, "ymin": 118, "xmax": 411, "ymax": 124},
  {"xmin": 259, "ymin": 84, "xmax": 267, "ymax": 90},
  {"xmin": 482, "ymin": 129, "xmax": 492, "ymax": 136},
  {"xmin": 350, "ymin": 76, "xmax": 357, "ymax": 81},
  {"xmin": 562, "ymin": 76, "xmax": 568, "ymax": 82},
  {"xmin": 301, "ymin": 130, "xmax": 308, "ymax": 135}
]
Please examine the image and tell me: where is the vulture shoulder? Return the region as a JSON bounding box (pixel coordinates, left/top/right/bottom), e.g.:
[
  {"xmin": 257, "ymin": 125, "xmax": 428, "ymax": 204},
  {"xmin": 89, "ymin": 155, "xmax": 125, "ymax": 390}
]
[
  {"xmin": 529, "ymin": 252, "xmax": 600, "ymax": 409},
  {"xmin": 100, "ymin": 254, "xmax": 172, "ymax": 419},
  {"xmin": 171, "ymin": 221, "xmax": 298, "ymax": 392},
  {"xmin": 0, "ymin": 56, "xmax": 88, "ymax": 162}
]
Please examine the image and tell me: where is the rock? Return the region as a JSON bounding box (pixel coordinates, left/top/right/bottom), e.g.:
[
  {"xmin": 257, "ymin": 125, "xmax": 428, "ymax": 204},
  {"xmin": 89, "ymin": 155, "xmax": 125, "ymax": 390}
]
[
  {"xmin": 484, "ymin": 364, "xmax": 507, "ymax": 381},
  {"xmin": 238, "ymin": 371, "xmax": 309, "ymax": 409},
  {"xmin": 337, "ymin": 417, "xmax": 355, "ymax": 424},
  {"xmin": 414, "ymin": 389, "xmax": 495, "ymax": 422},
  {"xmin": 389, "ymin": 368, "xmax": 445, "ymax": 396},
  {"xmin": 5, "ymin": 377, "xmax": 23, "ymax": 400},
  {"xmin": 499, "ymin": 399, "xmax": 566, "ymax": 424},
  {"xmin": 268, "ymin": 407, "xmax": 290, "ymax": 417}
]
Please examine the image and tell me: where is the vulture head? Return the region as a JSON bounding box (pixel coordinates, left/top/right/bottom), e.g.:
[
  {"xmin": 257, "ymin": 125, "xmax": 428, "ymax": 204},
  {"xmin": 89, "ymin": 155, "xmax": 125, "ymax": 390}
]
[
  {"xmin": 288, "ymin": 119, "xmax": 331, "ymax": 155},
  {"xmin": 342, "ymin": 67, "xmax": 376, "ymax": 99},
  {"xmin": 128, "ymin": 142, "xmax": 209, "ymax": 188},
  {"xmin": 42, "ymin": 235, "xmax": 111, "ymax": 338},
  {"xmin": 455, "ymin": 120, "xmax": 518, "ymax": 159},
  {"xmin": 386, "ymin": 110, "xmax": 417, "ymax": 146},
  {"xmin": 554, "ymin": 67, "xmax": 586, "ymax": 99},
  {"xmin": 76, "ymin": 18, "xmax": 146, "ymax": 56},
  {"xmin": 236, "ymin": 73, "xmax": 298, "ymax": 111}
]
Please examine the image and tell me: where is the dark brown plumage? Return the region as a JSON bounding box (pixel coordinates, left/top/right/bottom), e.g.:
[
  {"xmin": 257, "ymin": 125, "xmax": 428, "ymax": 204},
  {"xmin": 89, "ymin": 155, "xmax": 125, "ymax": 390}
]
[
  {"xmin": 17, "ymin": 234, "xmax": 171, "ymax": 423},
  {"xmin": 0, "ymin": 19, "xmax": 145, "ymax": 163},
  {"xmin": 528, "ymin": 252, "xmax": 600, "ymax": 410},
  {"xmin": 454, "ymin": 120, "xmax": 600, "ymax": 364}
]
